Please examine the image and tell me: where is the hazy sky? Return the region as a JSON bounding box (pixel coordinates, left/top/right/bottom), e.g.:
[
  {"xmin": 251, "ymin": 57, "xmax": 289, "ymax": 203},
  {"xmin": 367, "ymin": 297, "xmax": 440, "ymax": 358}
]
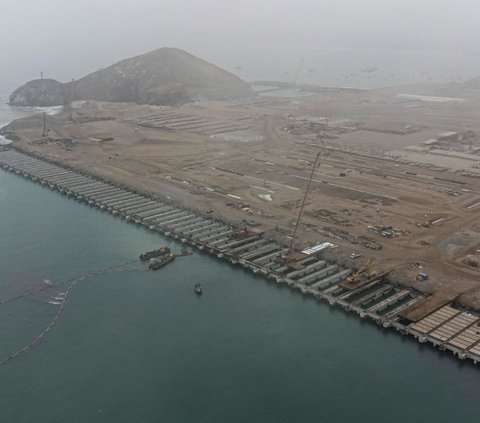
[{"xmin": 1, "ymin": 0, "xmax": 480, "ymax": 83}]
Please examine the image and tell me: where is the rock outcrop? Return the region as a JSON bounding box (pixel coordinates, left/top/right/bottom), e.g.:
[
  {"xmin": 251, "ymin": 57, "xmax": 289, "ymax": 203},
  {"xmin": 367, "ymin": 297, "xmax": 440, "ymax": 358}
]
[
  {"xmin": 9, "ymin": 48, "xmax": 254, "ymax": 107},
  {"xmin": 9, "ymin": 79, "xmax": 66, "ymax": 107}
]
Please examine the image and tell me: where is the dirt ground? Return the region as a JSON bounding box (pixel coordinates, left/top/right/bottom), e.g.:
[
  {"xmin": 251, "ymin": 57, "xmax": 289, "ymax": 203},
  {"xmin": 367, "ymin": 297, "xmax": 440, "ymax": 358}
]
[{"xmin": 6, "ymin": 86, "xmax": 480, "ymax": 309}]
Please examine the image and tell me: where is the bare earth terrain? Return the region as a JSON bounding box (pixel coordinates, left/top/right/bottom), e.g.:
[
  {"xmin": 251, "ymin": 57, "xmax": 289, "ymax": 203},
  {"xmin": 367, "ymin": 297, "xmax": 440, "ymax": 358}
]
[{"xmin": 5, "ymin": 84, "xmax": 480, "ymax": 309}]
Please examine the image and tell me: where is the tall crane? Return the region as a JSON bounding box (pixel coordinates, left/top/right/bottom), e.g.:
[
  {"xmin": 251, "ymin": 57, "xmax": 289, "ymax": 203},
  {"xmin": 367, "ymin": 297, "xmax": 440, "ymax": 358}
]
[
  {"xmin": 293, "ymin": 58, "xmax": 304, "ymax": 86},
  {"xmin": 289, "ymin": 150, "xmax": 321, "ymax": 252}
]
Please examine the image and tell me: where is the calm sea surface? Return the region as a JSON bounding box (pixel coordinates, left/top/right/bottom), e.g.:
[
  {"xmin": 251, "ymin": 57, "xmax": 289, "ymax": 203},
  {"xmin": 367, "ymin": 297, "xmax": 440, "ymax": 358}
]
[{"xmin": 0, "ymin": 78, "xmax": 479, "ymax": 422}]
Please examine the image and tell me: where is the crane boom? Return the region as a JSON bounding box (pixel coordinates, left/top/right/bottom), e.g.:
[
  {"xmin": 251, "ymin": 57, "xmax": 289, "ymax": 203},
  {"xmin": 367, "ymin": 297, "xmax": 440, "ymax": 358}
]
[{"xmin": 289, "ymin": 150, "xmax": 320, "ymax": 251}]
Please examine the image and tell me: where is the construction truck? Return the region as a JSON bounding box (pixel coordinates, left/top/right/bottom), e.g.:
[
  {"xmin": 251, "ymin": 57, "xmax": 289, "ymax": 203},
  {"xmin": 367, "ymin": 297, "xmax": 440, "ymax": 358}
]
[{"xmin": 346, "ymin": 259, "xmax": 377, "ymax": 284}]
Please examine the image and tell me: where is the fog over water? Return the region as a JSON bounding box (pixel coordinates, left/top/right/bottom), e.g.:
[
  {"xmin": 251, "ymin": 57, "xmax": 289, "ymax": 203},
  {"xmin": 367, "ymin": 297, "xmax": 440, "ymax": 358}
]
[{"xmin": 2, "ymin": 0, "xmax": 480, "ymax": 88}]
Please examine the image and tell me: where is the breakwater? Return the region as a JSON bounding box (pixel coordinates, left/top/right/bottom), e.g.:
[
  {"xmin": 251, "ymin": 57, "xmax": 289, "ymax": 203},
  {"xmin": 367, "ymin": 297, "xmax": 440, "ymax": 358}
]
[{"xmin": 1, "ymin": 146, "xmax": 479, "ymax": 365}]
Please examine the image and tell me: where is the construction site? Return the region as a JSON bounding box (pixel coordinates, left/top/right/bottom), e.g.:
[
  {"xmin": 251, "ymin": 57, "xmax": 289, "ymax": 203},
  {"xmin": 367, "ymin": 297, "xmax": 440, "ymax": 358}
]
[{"xmin": 2, "ymin": 81, "xmax": 480, "ymax": 363}]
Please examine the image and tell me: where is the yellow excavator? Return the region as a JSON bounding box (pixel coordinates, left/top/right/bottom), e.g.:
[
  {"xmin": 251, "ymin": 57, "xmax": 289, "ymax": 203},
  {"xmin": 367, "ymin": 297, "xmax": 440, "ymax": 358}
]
[{"xmin": 346, "ymin": 258, "xmax": 377, "ymax": 284}]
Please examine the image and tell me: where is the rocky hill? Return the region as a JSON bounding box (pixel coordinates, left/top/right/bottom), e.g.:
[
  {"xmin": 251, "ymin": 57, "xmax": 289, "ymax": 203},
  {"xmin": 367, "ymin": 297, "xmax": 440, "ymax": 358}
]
[{"xmin": 9, "ymin": 48, "xmax": 255, "ymax": 107}]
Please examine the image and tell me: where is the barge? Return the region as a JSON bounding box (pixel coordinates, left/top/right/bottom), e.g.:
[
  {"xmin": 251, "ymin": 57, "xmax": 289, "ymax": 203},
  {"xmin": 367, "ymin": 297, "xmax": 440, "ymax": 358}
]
[
  {"xmin": 139, "ymin": 247, "xmax": 170, "ymax": 261},
  {"xmin": 148, "ymin": 253, "xmax": 176, "ymax": 270}
]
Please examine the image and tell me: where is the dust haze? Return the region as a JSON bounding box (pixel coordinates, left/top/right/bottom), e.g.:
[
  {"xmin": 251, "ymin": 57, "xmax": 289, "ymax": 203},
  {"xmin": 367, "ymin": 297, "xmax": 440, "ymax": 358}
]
[{"xmin": 2, "ymin": 0, "xmax": 480, "ymax": 83}]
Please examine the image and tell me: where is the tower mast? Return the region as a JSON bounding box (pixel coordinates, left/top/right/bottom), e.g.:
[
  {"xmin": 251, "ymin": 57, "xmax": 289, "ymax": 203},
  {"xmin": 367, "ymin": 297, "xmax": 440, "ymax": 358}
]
[{"xmin": 42, "ymin": 112, "xmax": 47, "ymax": 137}]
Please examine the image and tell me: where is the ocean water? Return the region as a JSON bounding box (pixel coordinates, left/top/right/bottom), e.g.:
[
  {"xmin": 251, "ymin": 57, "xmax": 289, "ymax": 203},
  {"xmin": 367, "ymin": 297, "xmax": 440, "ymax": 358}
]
[
  {"xmin": 193, "ymin": 45, "xmax": 480, "ymax": 89},
  {"xmin": 0, "ymin": 75, "xmax": 479, "ymax": 422}
]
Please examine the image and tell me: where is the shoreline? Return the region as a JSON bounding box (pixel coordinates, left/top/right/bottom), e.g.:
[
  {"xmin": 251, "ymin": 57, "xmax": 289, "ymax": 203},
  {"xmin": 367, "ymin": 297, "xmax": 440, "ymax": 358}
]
[{"xmin": 1, "ymin": 144, "xmax": 479, "ymax": 366}]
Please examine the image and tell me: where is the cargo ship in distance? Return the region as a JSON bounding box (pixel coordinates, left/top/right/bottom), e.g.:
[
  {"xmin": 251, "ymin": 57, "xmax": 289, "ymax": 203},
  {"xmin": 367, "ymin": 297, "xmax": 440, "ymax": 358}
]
[{"xmin": 139, "ymin": 247, "xmax": 170, "ymax": 261}]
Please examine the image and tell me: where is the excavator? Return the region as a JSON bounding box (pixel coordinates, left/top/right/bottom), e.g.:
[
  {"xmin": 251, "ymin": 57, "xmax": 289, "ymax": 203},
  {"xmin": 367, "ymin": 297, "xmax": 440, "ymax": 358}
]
[{"xmin": 345, "ymin": 258, "xmax": 377, "ymax": 284}]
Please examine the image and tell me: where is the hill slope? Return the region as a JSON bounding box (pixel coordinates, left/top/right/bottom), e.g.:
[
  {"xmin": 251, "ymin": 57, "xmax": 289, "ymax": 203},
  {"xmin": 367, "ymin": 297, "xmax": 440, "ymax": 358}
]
[{"xmin": 9, "ymin": 48, "xmax": 255, "ymax": 107}]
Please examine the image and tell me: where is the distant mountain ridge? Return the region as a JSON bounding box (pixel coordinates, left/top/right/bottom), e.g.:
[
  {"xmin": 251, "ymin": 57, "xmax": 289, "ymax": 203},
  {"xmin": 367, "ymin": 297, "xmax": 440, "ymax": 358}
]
[{"xmin": 9, "ymin": 48, "xmax": 255, "ymax": 107}]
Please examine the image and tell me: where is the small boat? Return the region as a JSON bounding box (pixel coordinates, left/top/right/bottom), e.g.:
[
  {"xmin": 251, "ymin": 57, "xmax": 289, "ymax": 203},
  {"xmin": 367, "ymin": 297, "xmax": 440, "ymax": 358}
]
[
  {"xmin": 175, "ymin": 246, "xmax": 192, "ymax": 257},
  {"xmin": 194, "ymin": 283, "xmax": 203, "ymax": 295}
]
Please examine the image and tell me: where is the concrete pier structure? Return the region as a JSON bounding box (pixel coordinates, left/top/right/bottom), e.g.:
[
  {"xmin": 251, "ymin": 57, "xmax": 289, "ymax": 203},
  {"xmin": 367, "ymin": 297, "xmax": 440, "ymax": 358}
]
[
  {"xmin": 73, "ymin": 183, "xmax": 108, "ymax": 195},
  {"xmin": 120, "ymin": 201, "xmax": 157, "ymax": 214},
  {"xmin": 137, "ymin": 205, "xmax": 172, "ymax": 219}
]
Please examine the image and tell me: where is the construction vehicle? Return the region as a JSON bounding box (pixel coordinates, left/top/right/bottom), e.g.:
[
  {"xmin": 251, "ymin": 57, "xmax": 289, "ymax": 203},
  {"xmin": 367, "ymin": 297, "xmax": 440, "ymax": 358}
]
[{"xmin": 345, "ymin": 258, "xmax": 377, "ymax": 284}]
